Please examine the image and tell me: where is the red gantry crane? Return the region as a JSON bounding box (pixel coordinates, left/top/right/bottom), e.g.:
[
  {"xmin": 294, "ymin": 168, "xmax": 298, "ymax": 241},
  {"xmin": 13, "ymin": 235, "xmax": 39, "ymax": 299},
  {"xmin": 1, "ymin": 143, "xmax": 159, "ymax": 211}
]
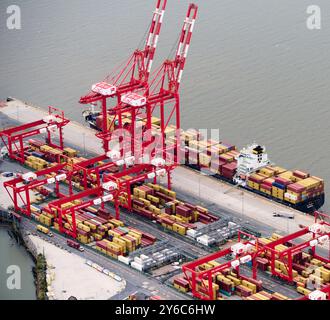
[
  {"xmin": 182, "ymin": 230, "xmax": 260, "ymax": 300},
  {"xmin": 98, "ymin": 3, "xmax": 198, "ymax": 176},
  {"xmin": 47, "ymin": 186, "xmax": 119, "ymax": 238},
  {"xmin": 0, "ymin": 107, "xmax": 69, "ymax": 163},
  {"xmin": 79, "ymin": 0, "xmax": 168, "ymax": 137},
  {"xmin": 3, "ymin": 164, "xmax": 69, "ymax": 217},
  {"xmin": 182, "ymin": 212, "xmax": 330, "ymax": 300}
]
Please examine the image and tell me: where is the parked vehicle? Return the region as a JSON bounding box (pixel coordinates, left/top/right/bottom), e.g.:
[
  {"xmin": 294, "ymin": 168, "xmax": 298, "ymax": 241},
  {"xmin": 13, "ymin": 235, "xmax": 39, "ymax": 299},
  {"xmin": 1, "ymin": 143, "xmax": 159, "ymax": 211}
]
[
  {"xmin": 37, "ymin": 224, "xmax": 53, "ymax": 237},
  {"xmin": 273, "ymin": 211, "xmax": 295, "ymax": 219},
  {"xmin": 67, "ymin": 239, "xmax": 84, "ymax": 252},
  {"xmin": 2, "ymin": 172, "xmax": 14, "ymax": 177}
]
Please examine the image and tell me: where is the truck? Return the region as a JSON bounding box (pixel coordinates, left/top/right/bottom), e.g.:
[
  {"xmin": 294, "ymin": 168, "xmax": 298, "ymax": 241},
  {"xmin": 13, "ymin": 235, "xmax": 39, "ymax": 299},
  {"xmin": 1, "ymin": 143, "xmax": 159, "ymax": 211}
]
[
  {"xmin": 67, "ymin": 239, "xmax": 84, "ymax": 252},
  {"xmin": 37, "ymin": 225, "xmax": 53, "ymax": 237},
  {"xmin": 273, "ymin": 211, "xmax": 295, "ymax": 219}
]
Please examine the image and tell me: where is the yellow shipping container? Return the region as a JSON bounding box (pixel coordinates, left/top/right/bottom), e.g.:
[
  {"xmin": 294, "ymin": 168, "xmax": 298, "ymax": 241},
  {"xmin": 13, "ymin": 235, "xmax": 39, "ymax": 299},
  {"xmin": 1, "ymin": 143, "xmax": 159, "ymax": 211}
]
[
  {"xmin": 147, "ymin": 195, "xmax": 160, "ymax": 204},
  {"xmin": 84, "ymin": 221, "xmax": 97, "ymax": 231},
  {"xmin": 110, "ymin": 219, "xmax": 124, "ymax": 227},
  {"xmin": 297, "ymin": 177, "xmax": 321, "ymax": 190},
  {"xmin": 199, "ymin": 153, "xmax": 211, "ymax": 167},
  {"xmin": 138, "ymin": 198, "xmax": 151, "ymax": 207},
  {"xmin": 226, "ymin": 275, "xmax": 241, "ymax": 286},
  {"xmin": 260, "ymin": 167, "xmax": 276, "ymax": 177},
  {"xmin": 297, "ymin": 286, "xmax": 311, "ymax": 296},
  {"xmin": 93, "ymin": 234, "xmax": 103, "ymax": 241},
  {"xmin": 271, "ymin": 233, "xmax": 282, "ymax": 240},
  {"xmin": 248, "ymin": 180, "xmax": 260, "ymax": 191},
  {"xmin": 279, "ymin": 171, "xmax": 293, "ymax": 180},
  {"xmin": 174, "ymin": 283, "xmax": 189, "ymax": 293},
  {"xmin": 173, "ymin": 223, "xmax": 186, "ymax": 235},
  {"xmin": 63, "ymin": 147, "xmax": 78, "ymax": 157},
  {"xmin": 310, "ymin": 258, "xmax": 323, "ymax": 267},
  {"xmin": 242, "ymin": 280, "xmax": 257, "ymax": 294},
  {"xmin": 77, "ymin": 234, "xmax": 89, "ymax": 244},
  {"xmin": 216, "ymin": 274, "xmax": 233, "ymax": 286},
  {"xmin": 260, "ymin": 187, "xmax": 271, "ymax": 195},
  {"xmin": 128, "ymin": 233, "xmax": 141, "ymax": 246},
  {"xmin": 315, "ymin": 268, "xmax": 330, "ymax": 282}
]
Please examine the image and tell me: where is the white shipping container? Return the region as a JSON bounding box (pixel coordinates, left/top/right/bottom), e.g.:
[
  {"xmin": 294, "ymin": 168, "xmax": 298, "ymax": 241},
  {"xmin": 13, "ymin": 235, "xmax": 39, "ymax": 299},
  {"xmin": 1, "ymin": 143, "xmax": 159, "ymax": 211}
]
[
  {"xmin": 118, "ymin": 255, "xmax": 131, "ymax": 265},
  {"xmin": 131, "ymin": 262, "xmax": 144, "ymax": 272},
  {"xmin": 228, "ymin": 222, "xmax": 237, "ymax": 229},
  {"xmin": 134, "ymin": 257, "xmax": 143, "ymax": 264},
  {"xmin": 197, "ymin": 235, "xmax": 210, "ymax": 246}
]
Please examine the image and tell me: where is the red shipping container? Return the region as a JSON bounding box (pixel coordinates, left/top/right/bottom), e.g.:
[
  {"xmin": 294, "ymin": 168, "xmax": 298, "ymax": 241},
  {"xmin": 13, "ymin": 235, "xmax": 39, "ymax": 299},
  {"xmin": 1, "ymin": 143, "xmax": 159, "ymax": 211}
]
[
  {"xmin": 263, "ymin": 179, "xmax": 274, "ymax": 187},
  {"xmin": 248, "ymin": 176, "xmax": 260, "ymax": 183},
  {"xmin": 292, "ymin": 263, "xmax": 305, "ymax": 273},
  {"xmin": 161, "ymin": 217, "xmax": 175, "ymax": 226},
  {"xmin": 240, "ymin": 275, "xmax": 263, "ymax": 291},
  {"xmin": 256, "ymin": 257, "xmax": 269, "ymax": 271},
  {"xmin": 323, "ymin": 263, "xmax": 330, "ymax": 271},
  {"xmin": 260, "ymin": 183, "xmax": 272, "ymax": 191},
  {"xmin": 96, "ymin": 242, "xmax": 108, "ymax": 251},
  {"xmin": 205, "ymin": 212, "xmax": 219, "ymax": 222},
  {"xmin": 275, "ymin": 177, "xmax": 291, "ymax": 186},
  {"xmin": 174, "ymin": 278, "xmax": 190, "ymax": 287},
  {"xmin": 142, "ymin": 232, "xmax": 157, "ymax": 243},
  {"xmin": 155, "ymin": 192, "xmax": 175, "ymax": 202},
  {"xmin": 222, "ymin": 162, "xmax": 237, "ymax": 172},
  {"xmin": 293, "ymin": 170, "xmax": 309, "ymax": 179},
  {"xmin": 222, "ymin": 171, "xmax": 236, "ymax": 180},
  {"xmin": 287, "ymin": 183, "xmax": 306, "ymax": 193},
  {"xmin": 165, "ymin": 207, "xmax": 173, "ymax": 215},
  {"xmin": 77, "ymin": 229, "xmax": 88, "ymax": 236},
  {"xmin": 183, "ymin": 203, "xmax": 196, "ymax": 210},
  {"xmin": 176, "ymin": 205, "xmax": 192, "ymax": 217},
  {"xmin": 236, "ymin": 285, "xmax": 252, "ymax": 297},
  {"xmin": 138, "ymin": 209, "xmax": 154, "ymax": 220}
]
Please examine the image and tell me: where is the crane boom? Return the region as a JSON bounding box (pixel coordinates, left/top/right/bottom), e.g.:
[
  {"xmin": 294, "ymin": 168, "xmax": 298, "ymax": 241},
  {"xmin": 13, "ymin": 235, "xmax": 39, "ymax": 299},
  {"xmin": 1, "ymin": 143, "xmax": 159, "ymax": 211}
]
[{"xmin": 79, "ymin": 0, "xmax": 167, "ymax": 105}]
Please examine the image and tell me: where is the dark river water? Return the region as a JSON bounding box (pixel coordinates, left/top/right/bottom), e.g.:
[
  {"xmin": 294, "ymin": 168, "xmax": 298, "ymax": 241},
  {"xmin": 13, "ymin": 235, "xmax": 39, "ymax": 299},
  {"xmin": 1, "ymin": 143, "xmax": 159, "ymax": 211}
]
[{"xmin": 0, "ymin": 229, "xmax": 36, "ymax": 300}]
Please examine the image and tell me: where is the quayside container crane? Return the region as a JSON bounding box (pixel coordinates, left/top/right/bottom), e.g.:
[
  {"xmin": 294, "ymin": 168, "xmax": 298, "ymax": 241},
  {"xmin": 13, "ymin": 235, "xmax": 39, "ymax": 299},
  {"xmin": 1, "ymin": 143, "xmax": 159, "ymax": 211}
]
[
  {"xmin": 1, "ymin": 3, "xmax": 199, "ymax": 239},
  {"xmin": 79, "ymin": 0, "xmax": 168, "ymax": 136},
  {"xmin": 97, "ymin": 3, "xmax": 198, "ymax": 181}
]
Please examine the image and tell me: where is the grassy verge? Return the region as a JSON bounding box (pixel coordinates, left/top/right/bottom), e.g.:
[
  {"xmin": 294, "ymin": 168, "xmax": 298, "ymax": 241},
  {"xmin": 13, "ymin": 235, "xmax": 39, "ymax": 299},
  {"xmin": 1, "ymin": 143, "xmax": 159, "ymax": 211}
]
[{"xmin": 33, "ymin": 254, "xmax": 48, "ymax": 300}]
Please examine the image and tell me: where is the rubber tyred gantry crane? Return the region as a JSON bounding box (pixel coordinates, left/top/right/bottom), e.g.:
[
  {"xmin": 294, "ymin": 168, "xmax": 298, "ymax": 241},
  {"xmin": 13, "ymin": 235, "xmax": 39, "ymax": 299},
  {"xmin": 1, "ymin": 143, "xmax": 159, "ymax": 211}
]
[
  {"xmin": 4, "ymin": 163, "xmax": 70, "ymax": 217},
  {"xmin": 79, "ymin": 0, "xmax": 168, "ymax": 137},
  {"xmin": 0, "ymin": 106, "xmax": 69, "ymax": 163},
  {"xmin": 182, "ymin": 212, "xmax": 330, "ymax": 300},
  {"xmin": 47, "ymin": 186, "xmax": 119, "ymax": 238},
  {"xmin": 182, "ymin": 230, "xmax": 260, "ymax": 300},
  {"xmin": 264, "ymin": 211, "xmax": 330, "ymax": 283}
]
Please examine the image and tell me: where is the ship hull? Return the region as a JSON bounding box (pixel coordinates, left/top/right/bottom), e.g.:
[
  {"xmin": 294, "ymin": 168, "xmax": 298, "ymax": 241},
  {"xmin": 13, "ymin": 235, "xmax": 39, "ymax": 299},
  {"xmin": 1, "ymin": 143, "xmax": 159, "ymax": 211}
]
[{"xmin": 185, "ymin": 164, "xmax": 325, "ymax": 214}]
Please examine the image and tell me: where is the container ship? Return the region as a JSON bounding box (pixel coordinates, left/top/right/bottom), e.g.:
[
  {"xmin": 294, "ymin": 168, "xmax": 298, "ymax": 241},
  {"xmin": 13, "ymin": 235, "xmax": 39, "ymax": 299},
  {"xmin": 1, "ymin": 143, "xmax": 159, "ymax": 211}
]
[{"xmin": 82, "ymin": 109, "xmax": 325, "ymax": 214}]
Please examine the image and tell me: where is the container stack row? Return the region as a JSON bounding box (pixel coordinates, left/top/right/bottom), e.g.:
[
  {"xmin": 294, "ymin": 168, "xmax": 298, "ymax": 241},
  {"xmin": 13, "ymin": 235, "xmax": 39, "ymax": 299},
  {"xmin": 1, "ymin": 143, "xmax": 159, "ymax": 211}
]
[
  {"xmin": 173, "ymin": 232, "xmax": 330, "ymax": 300},
  {"xmin": 131, "ymin": 183, "xmax": 219, "ymax": 236}
]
